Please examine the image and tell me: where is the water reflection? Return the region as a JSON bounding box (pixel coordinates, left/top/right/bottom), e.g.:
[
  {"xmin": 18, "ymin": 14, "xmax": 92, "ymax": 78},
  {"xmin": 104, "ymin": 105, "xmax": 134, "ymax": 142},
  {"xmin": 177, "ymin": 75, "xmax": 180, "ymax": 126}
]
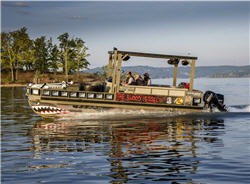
[
  {"xmin": 2, "ymin": 85, "xmax": 249, "ymax": 184},
  {"xmin": 28, "ymin": 116, "xmax": 225, "ymax": 183}
]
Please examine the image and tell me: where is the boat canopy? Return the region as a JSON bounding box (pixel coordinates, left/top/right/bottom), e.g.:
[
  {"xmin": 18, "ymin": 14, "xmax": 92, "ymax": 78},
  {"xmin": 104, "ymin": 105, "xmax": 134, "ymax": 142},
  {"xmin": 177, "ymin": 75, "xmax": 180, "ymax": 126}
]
[
  {"xmin": 108, "ymin": 50, "xmax": 198, "ymax": 60},
  {"xmin": 107, "ymin": 48, "xmax": 197, "ymax": 93}
]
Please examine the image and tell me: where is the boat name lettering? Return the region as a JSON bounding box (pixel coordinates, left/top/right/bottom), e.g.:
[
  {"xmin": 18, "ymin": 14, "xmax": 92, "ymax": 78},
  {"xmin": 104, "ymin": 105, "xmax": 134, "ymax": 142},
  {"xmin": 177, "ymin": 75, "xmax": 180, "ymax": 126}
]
[{"xmin": 116, "ymin": 93, "xmax": 164, "ymax": 104}]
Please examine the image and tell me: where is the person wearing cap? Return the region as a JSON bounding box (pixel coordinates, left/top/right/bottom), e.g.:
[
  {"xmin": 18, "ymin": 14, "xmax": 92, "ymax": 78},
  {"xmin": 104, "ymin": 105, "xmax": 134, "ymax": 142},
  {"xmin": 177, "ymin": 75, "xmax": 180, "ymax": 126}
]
[
  {"xmin": 144, "ymin": 73, "xmax": 151, "ymax": 86},
  {"xmin": 135, "ymin": 74, "xmax": 144, "ymax": 86},
  {"xmin": 125, "ymin": 71, "xmax": 135, "ymax": 85}
]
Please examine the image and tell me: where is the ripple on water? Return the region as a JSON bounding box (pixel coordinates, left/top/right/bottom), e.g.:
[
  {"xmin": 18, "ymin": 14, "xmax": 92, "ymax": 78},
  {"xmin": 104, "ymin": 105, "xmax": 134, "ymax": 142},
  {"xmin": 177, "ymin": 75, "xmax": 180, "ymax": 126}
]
[{"xmin": 1, "ymin": 87, "xmax": 250, "ymax": 184}]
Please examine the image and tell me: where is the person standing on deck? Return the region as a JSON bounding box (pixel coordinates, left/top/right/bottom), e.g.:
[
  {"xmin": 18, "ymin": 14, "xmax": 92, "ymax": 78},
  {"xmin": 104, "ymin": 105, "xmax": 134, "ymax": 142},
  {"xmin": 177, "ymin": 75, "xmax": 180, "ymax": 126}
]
[
  {"xmin": 143, "ymin": 73, "xmax": 151, "ymax": 86},
  {"xmin": 125, "ymin": 72, "xmax": 135, "ymax": 85}
]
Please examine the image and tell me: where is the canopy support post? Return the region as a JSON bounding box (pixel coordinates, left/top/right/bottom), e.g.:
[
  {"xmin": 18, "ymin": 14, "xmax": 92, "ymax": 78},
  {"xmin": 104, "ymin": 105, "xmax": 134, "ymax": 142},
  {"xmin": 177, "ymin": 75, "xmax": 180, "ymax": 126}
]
[
  {"xmin": 111, "ymin": 49, "xmax": 117, "ymax": 93},
  {"xmin": 189, "ymin": 59, "xmax": 196, "ymax": 91},
  {"xmin": 173, "ymin": 64, "xmax": 178, "ymax": 87},
  {"xmin": 116, "ymin": 54, "xmax": 122, "ymax": 93},
  {"xmin": 107, "ymin": 53, "xmax": 113, "ymax": 78}
]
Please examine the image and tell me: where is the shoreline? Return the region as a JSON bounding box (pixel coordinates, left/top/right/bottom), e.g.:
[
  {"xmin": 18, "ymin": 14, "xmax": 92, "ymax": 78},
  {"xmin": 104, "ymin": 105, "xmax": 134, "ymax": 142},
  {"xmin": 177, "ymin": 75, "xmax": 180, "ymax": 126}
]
[
  {"xmin": 1, "ymin": 84, "xmax": 27, "ymax": 87},
  {"xmin": 1, "ymin": 72, "xmax": 99, "ymax": 88}
]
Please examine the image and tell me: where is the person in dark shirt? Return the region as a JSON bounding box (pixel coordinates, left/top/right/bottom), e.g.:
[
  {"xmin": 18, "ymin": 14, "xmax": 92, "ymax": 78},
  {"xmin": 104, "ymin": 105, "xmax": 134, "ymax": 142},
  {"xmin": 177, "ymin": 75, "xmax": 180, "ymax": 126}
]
[
  {"xmin": 135, "ymin": 74, "xmax": 145, "ymax": 85},
  {"xmin": 143, "ymin": 73, "xmax": 151, "ymax": 86}
]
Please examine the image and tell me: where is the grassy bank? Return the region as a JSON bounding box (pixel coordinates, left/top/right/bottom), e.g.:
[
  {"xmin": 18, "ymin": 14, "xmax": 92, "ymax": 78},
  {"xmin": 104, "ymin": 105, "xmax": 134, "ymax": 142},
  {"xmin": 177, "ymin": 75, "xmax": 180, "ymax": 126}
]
[{"xmin": 1, "ymin": 71, "xmax": 103, "ymax": 87}]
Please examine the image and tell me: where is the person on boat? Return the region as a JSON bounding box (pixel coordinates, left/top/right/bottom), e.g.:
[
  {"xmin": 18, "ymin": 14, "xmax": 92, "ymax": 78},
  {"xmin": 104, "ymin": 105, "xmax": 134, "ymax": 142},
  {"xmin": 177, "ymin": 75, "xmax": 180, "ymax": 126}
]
[
  {"xmin": 143, "ymin": 73, "xmax": 151, "ymax": 86},
  {"xmin": 125, "ymin": 71, "xmax": 135, "ymax": 85},
  {"xmin": 135, "ymin": 74, "xmax": 145, "ymax": 86}
]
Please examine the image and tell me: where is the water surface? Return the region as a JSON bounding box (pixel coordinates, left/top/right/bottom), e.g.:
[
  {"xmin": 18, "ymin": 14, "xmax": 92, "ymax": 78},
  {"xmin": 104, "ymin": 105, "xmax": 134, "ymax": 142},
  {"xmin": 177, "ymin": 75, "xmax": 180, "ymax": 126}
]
[{"xmin": 1, "ymin": 78, "xmax": 250, "ymax": 184}]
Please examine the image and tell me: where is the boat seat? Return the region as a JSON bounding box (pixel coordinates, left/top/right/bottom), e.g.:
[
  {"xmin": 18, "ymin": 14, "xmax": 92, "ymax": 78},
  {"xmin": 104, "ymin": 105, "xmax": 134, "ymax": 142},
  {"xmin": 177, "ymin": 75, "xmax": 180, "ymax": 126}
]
[
  {"xmin": 79, "ymin": 82, "xmax": 105, "ymax": 92},
  {"xmin": 150, "ymin": 84, "xmax": 171, "ymax": 88}
]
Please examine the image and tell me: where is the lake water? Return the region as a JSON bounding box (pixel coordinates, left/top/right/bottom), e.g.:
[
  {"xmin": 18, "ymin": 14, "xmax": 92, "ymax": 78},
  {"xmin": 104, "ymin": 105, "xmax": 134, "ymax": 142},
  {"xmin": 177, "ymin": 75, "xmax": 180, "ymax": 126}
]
[{"xmin": 1, "ymin": 78, "xmax": 250, "ymax": 184}]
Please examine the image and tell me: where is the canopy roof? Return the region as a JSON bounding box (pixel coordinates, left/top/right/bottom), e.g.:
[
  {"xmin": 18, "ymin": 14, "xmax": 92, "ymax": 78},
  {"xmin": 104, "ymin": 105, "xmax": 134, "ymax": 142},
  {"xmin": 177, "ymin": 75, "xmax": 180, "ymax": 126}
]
[{"xmin": 108, "ymin": 50, "xmax": 198, "ymax": 60}]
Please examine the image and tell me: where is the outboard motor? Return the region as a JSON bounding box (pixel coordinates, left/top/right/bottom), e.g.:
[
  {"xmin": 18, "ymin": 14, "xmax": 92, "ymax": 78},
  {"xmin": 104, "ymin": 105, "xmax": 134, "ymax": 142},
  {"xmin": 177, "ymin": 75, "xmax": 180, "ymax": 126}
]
[{"xmin": 203, "ymin": 91, "xmax": 227, "ymax": 112}]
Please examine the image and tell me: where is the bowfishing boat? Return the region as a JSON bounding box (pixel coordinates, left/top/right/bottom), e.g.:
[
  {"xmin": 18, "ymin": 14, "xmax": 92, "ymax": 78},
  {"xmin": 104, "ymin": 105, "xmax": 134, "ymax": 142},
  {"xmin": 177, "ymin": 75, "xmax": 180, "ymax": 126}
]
[{"xmin": 26, "ymin": 48, "xmax": 227, "ymax": 118}]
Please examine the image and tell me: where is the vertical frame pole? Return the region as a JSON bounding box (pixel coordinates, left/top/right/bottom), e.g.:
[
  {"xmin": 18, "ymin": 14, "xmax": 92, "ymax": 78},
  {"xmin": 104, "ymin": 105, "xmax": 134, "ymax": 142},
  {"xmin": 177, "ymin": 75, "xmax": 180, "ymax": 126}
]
[
  {"xmin": 116, "ymin": 53, "xmax": 122, "ymax": 93},
  {"xmin": 173, "ymin": 64, "xmax": 178, "ymax": 87},
  {"xmin": 107, "ymin": 53, "xmax": 113, "ymax": 78},
  {"xmin": 111, "ymin": 50, "xmax": 117, "ymax": 93},
  {"xmin": 189, "ymin": 59, "xmax": 196, "ymax": 91}
]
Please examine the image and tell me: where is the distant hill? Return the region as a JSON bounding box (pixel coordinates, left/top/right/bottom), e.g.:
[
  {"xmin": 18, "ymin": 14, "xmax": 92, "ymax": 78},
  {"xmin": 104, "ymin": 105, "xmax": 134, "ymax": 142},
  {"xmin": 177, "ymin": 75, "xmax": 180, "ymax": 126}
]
[{"xmin": 86, "ymin": 65, "xmax": 250, "ymax": 78}]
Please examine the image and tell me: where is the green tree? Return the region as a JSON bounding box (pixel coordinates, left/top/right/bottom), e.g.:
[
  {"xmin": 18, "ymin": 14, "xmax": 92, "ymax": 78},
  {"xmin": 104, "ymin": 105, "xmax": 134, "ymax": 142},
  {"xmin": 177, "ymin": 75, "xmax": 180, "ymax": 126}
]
[
  {"xmin": 1, "ymin": 29, "xmax": 91, "ymax": 82},
  {"xmin": 57, "ymin": 33, "xmax": 90, "ymax": 80},
  {"xmin": 47, "ymin": 38, "xmax": 59, "ymax": 74},
  {"xmin": 101, "ymin": 64, "xmax": 108, "ymax": 78},
  {"xmin": 33, "ymin": 36, "xmax": 49, "ymax": 73},
  {"xmin": 0, "ymin": 27, "xmax": 32, "ymax": 81},
  {"xmin": 22, "ymin": 45, "xmax": 36, "ymax": 71},
  {"xmin": 0, "ymin": 32, "xmax": 11, "ymax": 72},
  {"xmin": 57, "ymin": 33, "xmax": 75, "ymax": 81},
  {"xmin": 13, "ymin": 27, "xmax": 33, "ymax": 79},
  {"xmin": 73, "ymin": 38, "xmax": 90, "ymax": 76}
]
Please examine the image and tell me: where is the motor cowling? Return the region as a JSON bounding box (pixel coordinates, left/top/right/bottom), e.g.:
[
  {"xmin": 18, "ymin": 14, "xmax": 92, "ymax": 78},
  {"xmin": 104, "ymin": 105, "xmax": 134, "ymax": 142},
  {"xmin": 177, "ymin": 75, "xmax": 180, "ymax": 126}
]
[{"xmin": 203, "ymin": 91, "xmax": 227, "ymax": 112}]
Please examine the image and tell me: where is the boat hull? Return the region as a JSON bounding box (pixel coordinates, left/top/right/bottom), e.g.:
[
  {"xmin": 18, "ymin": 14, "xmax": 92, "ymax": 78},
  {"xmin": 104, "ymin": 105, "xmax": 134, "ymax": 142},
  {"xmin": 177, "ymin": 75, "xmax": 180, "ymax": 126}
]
[
  {"xmin": 26, "ymin": 83, "xmax": 204, "ymax": 118},
  {"xmin": 28, "ymin": 97, "xmax": 203, "ymax": 118}
]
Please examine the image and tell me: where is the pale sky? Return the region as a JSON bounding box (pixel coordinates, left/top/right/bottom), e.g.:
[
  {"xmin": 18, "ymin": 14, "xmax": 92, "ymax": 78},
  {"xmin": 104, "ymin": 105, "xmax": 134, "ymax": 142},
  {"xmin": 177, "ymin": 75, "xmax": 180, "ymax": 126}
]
[{"xmin": 1, "ymin": 1, "xmax": 249, "ymax": 68}]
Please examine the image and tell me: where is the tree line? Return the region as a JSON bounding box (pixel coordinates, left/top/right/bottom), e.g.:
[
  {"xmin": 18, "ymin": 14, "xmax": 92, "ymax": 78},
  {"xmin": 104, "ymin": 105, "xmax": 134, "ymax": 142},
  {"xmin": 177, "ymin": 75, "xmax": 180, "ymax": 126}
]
[{"xmin": 1, "ymin": 27, "xmax": 90, "ymax": 82}]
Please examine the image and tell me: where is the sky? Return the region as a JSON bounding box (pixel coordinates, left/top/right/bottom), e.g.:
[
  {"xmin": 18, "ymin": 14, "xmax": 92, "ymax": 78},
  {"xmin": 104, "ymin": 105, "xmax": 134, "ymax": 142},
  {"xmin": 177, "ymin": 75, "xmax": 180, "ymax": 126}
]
[{"xmin": 1, "ymin": 1, "xmax": 249, "ymax": 68}]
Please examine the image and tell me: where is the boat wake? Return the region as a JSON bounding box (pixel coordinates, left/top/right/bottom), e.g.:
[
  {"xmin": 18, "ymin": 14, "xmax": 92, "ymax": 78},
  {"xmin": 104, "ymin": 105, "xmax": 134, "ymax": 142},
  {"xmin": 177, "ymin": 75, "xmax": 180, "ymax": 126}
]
[
  {"xmin": 228, "ymin": 104, "xmax": 250, "ymax": 113},
  {"xmin": 57, "ymin": 110, "xmax": 189, "ymax": 121},
  {"xmin": 56, "ymin": 104, "xmax": 250, "ymax": 121}
]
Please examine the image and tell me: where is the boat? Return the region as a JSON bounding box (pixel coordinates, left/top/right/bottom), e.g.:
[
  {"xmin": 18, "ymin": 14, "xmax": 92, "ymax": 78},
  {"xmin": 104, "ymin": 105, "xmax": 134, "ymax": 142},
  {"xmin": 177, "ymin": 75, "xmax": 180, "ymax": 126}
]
[{"xmin": 26, "ymin": 48, "xmax": 227, "ymax": 118}]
